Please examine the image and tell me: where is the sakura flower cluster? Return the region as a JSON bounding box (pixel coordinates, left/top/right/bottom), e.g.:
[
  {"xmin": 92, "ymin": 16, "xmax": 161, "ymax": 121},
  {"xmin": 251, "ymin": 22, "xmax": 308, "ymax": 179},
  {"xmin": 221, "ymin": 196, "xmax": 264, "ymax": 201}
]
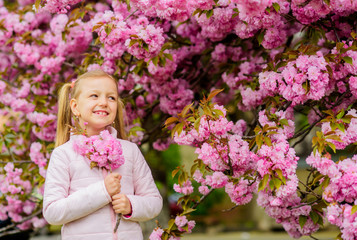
[
  {"xmin": 73, "ymin": 130, "xmax": 125, "ymax": 171},
  {"xmin": 259, "ymin": 52, "xmax": 331, "ymax": 106},
  {"xmin": 149, "ymin": 216, "xmax": 195, "ymax": 240},
  {"xmin": 321, "ymin": 109, "xmax": 357, "ymax": 150},
  {"xmin": 306, "ymin": 153, "xmax": 357, "ymax": 240},
  {"xmin": 0, "ymin": 163, "xmax": 46, "ymax": 230}
]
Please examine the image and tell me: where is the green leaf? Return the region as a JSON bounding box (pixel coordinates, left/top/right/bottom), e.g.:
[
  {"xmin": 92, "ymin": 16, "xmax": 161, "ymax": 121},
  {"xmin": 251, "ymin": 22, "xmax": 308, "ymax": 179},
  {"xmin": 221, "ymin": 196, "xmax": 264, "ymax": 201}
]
[
  {"xmin": 312, "ymin": 174, "xmax": 324, "ymax": 185},
  {"xmin": 272, "ymin": 2, "xmax": 280, "ymax": 12},
  {"xmin": 105, "ymin": 24, "xmax": 113, "ymax": 35},
  {"xmin": 187, "ymin": 117, "xmax": 195, "ymax": 123},
  {"xmin": 176, "ymin": 122, "xmax": 184, "ymax": 136},
  {"xmin": 257, "ymin": 30, "xmax": 265, "ymax": 46},
  {"xmin": 90, "ymin": 162, "xmax": 98, "ymax": 169},
  {"xmin": 182, "ymin": 208, "xmax": 196, "ymax": 215},
  {"xmin": 163, "ymin": 53, "xmax": 173, "ymax": 61},
  {"xmin": 202, "ymin": 105, "xmax": 212, "ymax": 117},
  {"xmin": 256, "ymin": 134, "xmax": 263, "ymax": 149},
  {"xmin": 178, "ymin": 172, "xmax": 184, "ymax": 185},
  {"xmin": 273, "ymin": 177, "xmax": 282, "ymax": 189},
  {"xmin": 336, "ymin": 109, "xmax": 345, "ymax": 119},
  {"xmin": 232, "ymin": 13, "xmax": 239, "ymax": 18},
  {"xmin": 151, "ymin": 56, "xmax": 159, "ymax": 66},
  {"xmin": 337, "ymin": 123, "xmax": 345, "ymax": 132},
  {"xmin": 34, "ymin": 0, "xmax": 41, "ymax": 11},
  {"xmin": 330, "ymin": 122, "xmax": 337, "ymax": 131},
  {"xmin": 167, "ymin": 218, "xmax": 176, "ymax": 231},
  {"xmin": 162, "ymin": 233, "xmax": 169, "ymax": 240},
  {"xmin": 343, "ymin": 56, "xmax": 353, "ymax": 65},
  {"xmin": 159, "ymin": 56, "xmax": 167, "ymax": 67},
  {"xmin": 310, "ymin": 211, "xmax": 319, "ymax": 224},
  {"xmin": 269, "ymin": 178, "xmax": 275, "ymax": 191},
  {"xmin": 190, "ymin": 163, "xmax": 198, "ymax": 176},
  {"xmin": 128, "ymin": 39, "xmax": 138, "ymax": 47},
  {"xmin": 143, "ymin": 43, "xmax": 149, "ymax": 52},
  {"xmin": 325, "ymin": 135, "xmax": 342, "ymax": 141},
  {"xmin": 192, "ymin": 9, "xmax": 202, "ymax": 16},
  {"xmin": 321, "ymin": 177, "xmax": 330, "ymax": 189},
  {"xmin": 172, "ymin": 167, "xmax": 180, "ymax": 178},
  {"xmin": 213, "ymin": 109, "xmax": 224, "ymax": 117},
  {"xmin": 249, "ymin": 138, "xmax": 256, "ymax": 150},
  {"xmin": 342, "ymin": 116, "xmax": 352, "ymax": 124},
  {"xmin": 258, "ymin": 174, "xmax": 269, "ymax": 192},
  {"xmin": 266, "ymin": 126, "xmax": 278, "ymax": 131},
  {"xmin": 5, "ymin": 38, "xmax": 15, "ymax": 46},
  {"xmin": 262, "ymin": 124, "xmax": 270, "ymax": 132},
  {"xmin": 299, "ymin": 215, "xmax": 308, "ymax": 229},
  {"xmin": 194, "ymin": 117, "xmax": 201, "ymax": 133},
  {"xmin": 129, "ymin": 126, "xmax": 145, "ymax": 132},
  {"xmin": 351, "ymin": 205, "xmax": 357, "ymax": 215},
  {"xmin": 326, "ymin": 142, "xmax": 336, "ymax": 153},
  {"xmin": 302, "ymin": 81, "xmax": 310, "ymax": 93},
  {"xmin": 264, "ymin": 136, "xmax": 272, "ymax": 146},
  {"xmin": 206, "ymin": 9, "xmax": 213, "ymax": 18},
  {"xmin": 275, "ymin": 169, "xmax": 283, "ymax": 180},
  {"xmin": 180, "ymin": 102, "xmax": 194, "ymax": 117},
  {"xmin": 279, "ymin": 119, "xmax": 289, "ymax": 127},
  {"xmin": 207, "ymin": 89, "xmax": 224, "ymax": 102},
  {"xmin": 4, "ymin": 134, "xmax": 15, "ymax": 143},
  {"xmin": 275, "ymin": 169, "xmax": 286, "ymax": 184},
  {"xmin": 266, "ymin": 131, "xmax": 278, "ymax": 136},
  {"xmin": 164, "ymin": 117, "xmax": 178, "ymax": 127}
]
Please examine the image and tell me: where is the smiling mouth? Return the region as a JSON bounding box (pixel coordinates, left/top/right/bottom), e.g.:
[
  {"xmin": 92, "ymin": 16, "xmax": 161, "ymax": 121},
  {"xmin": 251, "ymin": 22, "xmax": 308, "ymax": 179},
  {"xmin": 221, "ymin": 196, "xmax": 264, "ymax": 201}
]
[{"xmin": 94, "ymin": 111, "xmax": 109, "ymax": 116}]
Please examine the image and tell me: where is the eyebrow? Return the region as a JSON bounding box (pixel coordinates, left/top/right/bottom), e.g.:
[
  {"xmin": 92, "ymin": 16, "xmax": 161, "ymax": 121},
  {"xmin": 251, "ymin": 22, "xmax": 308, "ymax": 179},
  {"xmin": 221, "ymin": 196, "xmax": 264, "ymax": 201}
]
[{"xmin": 87, "ymin": 89, "xmax": 118, "ymax": 95}]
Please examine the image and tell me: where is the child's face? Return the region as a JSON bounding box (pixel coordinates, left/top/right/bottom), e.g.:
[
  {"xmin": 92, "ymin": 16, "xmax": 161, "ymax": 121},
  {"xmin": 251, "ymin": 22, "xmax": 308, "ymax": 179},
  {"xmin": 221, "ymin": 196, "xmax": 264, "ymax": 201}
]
[{"xmin": 70, "ymin": 76, "xmax": 118, "ymax": 136}]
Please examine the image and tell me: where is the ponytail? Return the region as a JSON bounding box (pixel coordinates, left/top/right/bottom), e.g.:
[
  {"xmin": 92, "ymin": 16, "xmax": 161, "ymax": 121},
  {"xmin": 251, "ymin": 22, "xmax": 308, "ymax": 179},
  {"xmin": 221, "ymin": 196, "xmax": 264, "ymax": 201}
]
[
  {"xmin": 55, "ymin": 83, "xmax": 72, "ymax": 147},
  {"xmin": 114, "ymin": 99, "xmax": 127, "ymax": 140}
]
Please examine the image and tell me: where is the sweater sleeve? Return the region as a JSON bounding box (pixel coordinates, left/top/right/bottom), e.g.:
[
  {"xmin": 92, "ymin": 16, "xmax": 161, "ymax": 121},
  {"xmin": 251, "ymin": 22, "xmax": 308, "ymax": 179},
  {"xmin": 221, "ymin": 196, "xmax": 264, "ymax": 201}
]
[
  {"xmin": 42, "ymin": 148, "xmax": 111, "ymax": 225},
  {"xmin": 123, "ymin": 144, "xmax": 163, "ymax": 222}
]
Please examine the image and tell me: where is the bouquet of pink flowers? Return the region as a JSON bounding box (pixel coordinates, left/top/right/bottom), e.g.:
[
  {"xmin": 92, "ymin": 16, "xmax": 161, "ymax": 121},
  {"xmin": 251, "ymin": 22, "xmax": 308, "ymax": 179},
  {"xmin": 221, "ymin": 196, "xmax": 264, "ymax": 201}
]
[
  {"xmin": 73, "ymin": 130, "xmax": 125, "ymax": 172},
  {"xmin": 72, "ymin": 128, "xmax": 125, "ymax": 233}
]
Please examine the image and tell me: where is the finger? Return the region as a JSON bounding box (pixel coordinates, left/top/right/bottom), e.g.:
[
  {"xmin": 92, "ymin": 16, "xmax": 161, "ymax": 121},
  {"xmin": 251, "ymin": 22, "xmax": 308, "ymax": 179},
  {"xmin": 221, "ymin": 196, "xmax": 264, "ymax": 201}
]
[
  {"xmin": 112, "ymin": 193, "xmax": 121, "ymax": 200},
  {"xmin": 111, "ymin": 173, "xmax": 120, "ymax": 178},
  {"xmin": 113, "ymin": 195, "xmax": 122, "ymax": 201}
]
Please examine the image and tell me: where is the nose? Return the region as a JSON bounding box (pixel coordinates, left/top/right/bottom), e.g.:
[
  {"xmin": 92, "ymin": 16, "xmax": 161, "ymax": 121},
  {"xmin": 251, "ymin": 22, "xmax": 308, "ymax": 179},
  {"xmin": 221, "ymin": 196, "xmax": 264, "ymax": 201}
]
[{"xmin": 98, "ymin": 96, "xmax": 108, "ymax": 106}]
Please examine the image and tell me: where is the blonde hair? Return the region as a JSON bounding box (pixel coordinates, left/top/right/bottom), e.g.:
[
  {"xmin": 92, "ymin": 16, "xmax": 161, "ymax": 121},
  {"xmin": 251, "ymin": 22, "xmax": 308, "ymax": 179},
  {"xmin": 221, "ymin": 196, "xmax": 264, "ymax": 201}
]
[{"xmin": 55, "ymin": 70, "xmax": 127, "ymax": 147}]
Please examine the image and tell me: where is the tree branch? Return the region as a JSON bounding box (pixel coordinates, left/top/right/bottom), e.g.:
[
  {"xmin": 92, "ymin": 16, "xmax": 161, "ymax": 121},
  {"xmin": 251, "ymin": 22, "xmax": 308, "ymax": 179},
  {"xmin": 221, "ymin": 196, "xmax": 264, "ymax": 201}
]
[
  {"xmin": 0, "ymin": 160, "xmax": 33, "ymax": 164},
  {"xmin": 192, "ymin": 190, "xmax": 214, "ymax": 209},
  {"xmin": 222, "ymin": 205, "xmax": 239, "ymax": 212},
  {"xmin": 0, "ymin": 209, "xmax": 42, "ymax": 237},
  {"xmin": 299, "ymin": 180, "xmax": 321, "ymax": 199},
  {"xmin": 124, "ymin": 9, "xmax": 138, "ymax": 22},
  {"xmin": 288, "ymin": 198, "xmax": 320, "ymax": 210}
]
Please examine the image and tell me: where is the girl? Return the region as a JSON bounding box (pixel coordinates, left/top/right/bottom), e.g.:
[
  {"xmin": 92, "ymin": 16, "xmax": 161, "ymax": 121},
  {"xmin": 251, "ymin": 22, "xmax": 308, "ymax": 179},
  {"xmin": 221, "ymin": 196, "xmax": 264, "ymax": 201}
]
[{"xmin": 43, "ymin": 70, "xmax": 163, "ymax": 240}]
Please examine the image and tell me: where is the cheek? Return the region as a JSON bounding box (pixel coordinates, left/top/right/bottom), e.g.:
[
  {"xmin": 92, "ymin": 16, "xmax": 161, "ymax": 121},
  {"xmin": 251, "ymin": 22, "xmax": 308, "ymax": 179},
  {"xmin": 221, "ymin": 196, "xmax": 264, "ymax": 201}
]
[{"xmin": 111, "ymin": 104, "xmax": 118, "ymax": 115}]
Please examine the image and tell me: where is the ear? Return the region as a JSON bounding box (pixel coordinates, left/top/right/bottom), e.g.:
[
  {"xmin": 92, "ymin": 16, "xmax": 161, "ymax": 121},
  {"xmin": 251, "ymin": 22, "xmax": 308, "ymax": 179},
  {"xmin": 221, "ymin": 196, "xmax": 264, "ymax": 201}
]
[{"xmin": 70, "ymin": 98, "xmax": 80, "ymax": 117}]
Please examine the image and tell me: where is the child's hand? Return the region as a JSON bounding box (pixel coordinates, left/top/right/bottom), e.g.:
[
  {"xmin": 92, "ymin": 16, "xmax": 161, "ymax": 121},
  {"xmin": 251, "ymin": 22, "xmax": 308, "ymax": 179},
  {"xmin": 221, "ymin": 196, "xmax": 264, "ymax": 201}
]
[
  {"xmin": 104, "ymin": 173, "xmax": 121, "ymax": 197},
  {"xmin": 112, "ymin": 193, "xmax": 132, "ymax": 215}
]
